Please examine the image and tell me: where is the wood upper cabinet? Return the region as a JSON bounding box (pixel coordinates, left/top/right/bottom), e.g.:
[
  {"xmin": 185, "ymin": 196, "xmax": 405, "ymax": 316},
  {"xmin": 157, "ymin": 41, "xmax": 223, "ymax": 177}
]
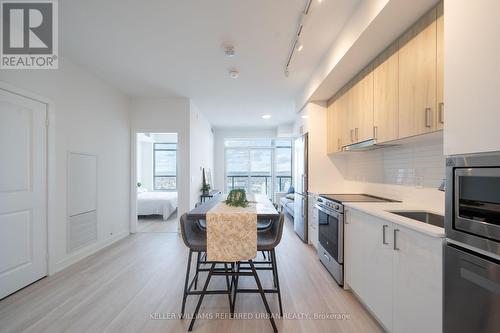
[
  {"xmin": 373, "ymin": 42, "xmax": 399, "ymax": 143},
  {"xmin": 325, "ymin": 2, "xmax": 443, "ymax": 155},
  {"xmin": 398, "ymin": 7, "xmax": 437, "ymax": 138},
  {"xmin": 326, "ymin": 101, "xmax": 338, "ymax": 154},
  {"xmin": 326, "ymin": 103, "xmax": 334, "ymax": 154},
  {"xmin": 351, "ymin": 65, "xmax": 374, "ymax": 143},
  {"xmin": 436, "ymin": 1, "xmax": 444, "ymax": 130}
]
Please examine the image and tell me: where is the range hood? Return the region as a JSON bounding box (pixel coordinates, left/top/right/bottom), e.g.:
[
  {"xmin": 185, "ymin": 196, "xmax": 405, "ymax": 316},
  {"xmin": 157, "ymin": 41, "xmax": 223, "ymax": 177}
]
[{"xmin": 342, "ymin": 139, "xmax": 397, "ymax": 152}]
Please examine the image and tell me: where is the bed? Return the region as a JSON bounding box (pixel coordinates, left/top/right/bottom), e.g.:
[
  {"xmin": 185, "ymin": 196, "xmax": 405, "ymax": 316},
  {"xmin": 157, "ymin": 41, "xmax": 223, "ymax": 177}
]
[{"xmin": 137, "ymin": 191, "xmax": 178, "ymax": 220}]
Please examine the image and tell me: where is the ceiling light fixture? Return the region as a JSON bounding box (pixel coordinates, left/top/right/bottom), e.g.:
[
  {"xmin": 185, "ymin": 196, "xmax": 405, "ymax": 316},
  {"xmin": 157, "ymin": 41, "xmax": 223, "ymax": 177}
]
[
  {"xmin": 262, "ymin": 114, "xmax": 272, "ymax": 120},
  {"xmin": 284, "ymin": 0, "xmax": 313, "ymax": 77},
  {"xmin": 229, "ymin": 68, "xmax": 240, "ymax": 79}
]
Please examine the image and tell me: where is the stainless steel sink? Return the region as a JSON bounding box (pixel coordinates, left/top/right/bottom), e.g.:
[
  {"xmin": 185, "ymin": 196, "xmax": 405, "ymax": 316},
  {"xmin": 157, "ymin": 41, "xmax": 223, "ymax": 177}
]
[{"xmin": 387, "ymin": 211, "xmax": 444, "ymax": 228}]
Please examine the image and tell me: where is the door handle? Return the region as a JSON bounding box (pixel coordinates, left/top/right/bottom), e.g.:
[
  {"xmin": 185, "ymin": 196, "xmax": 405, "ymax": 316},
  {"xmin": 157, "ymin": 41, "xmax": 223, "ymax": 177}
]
[
  {"xmin": 425, "ymin": 107, "xmax": 432, "ymax": 128},
  {"xmin": 393, "ymin": 229, "xmax": 400, "ymax": 250},
  {"xmin": 438, "ymin": 103, "xmax": 444, "ymax": 124},
  {"xmin": 382, "ymin": 225, "xmax": 389, "ymax": 245}
]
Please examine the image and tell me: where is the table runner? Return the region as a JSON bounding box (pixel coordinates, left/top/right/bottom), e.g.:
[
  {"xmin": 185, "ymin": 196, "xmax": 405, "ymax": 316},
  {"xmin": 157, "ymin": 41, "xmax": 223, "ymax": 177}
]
[{"xmin": 206, "ymin": 200, "xmax": 257, "ymax": 262}]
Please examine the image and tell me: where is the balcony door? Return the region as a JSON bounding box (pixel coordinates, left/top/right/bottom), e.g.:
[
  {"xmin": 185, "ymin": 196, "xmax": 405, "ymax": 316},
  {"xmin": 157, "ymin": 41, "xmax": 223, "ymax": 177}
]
[{"xmin": 226, "ymin": 148, "xmax": 273, "ymax": 196}]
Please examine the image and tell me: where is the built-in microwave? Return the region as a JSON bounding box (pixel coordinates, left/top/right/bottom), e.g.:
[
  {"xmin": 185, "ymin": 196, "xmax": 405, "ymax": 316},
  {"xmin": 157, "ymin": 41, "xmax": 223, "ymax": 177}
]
[{"xmin": 446, "ymin": 154, "xmax": 500, "ymax": 255}]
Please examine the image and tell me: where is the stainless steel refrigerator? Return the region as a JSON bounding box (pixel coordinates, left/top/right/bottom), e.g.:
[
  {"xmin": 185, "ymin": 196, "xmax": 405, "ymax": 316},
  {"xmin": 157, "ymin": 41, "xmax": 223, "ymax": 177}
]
[{"xmin": 293, "ymin": 133, "xmax": 308, "ymax": 243}]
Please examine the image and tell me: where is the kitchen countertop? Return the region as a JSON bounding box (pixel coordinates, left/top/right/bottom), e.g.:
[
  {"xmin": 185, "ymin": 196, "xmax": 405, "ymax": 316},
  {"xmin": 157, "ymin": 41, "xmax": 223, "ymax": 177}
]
[{"xmin": 344, "ymin": 202, "xmax": 445, "ymax": 238}]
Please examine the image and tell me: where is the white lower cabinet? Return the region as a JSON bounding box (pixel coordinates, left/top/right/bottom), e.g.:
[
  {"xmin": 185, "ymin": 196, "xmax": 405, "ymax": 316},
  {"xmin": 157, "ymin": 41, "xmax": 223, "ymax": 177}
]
[{"xmin": 345, "ymin": 209, "xmax": 443, "ymax": 333}]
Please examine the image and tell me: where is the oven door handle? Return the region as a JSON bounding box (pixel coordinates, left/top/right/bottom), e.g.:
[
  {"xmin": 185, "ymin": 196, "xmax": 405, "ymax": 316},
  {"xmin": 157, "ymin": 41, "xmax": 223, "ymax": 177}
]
[
  {"xmin": 315, "ymin": 204, "xmax": 341, "ymax": 219},
  {"xmin": 337, "ymin": 214, "xmax": 344, "ymax": 264}
]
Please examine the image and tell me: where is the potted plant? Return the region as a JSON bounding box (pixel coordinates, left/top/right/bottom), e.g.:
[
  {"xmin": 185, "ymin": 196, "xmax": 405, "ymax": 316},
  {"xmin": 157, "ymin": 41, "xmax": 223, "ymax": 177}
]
[
  {"xmin": 225, "ymin": 189, "xmax": 249, "ymax": 207},
  {"xmin": 201, "ymin": 183, "xmax": 211, "ymax": 195}
]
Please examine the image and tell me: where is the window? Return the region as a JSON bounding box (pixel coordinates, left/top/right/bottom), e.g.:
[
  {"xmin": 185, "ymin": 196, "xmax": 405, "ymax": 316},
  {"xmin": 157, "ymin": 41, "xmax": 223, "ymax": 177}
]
[
  {"xmin": 225, "ymin": 139, "xmax": 292, "ymax": 197},
  {"xmin": 154, "ymin": 143, "xmax": 177, "ymax": 190}
]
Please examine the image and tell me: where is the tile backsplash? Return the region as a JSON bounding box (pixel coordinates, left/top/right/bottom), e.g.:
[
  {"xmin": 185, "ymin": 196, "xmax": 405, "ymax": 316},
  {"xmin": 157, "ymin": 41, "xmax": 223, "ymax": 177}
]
[{"xmin": 341, "ymin": 140, "xmax": 445, "ymax": 189}]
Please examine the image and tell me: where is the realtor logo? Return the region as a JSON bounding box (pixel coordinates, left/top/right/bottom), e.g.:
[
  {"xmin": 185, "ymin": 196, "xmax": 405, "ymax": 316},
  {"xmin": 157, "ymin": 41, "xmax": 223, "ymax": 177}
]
[{"xmin": 1, "ymin": 0, "xmax": 58, "ymax": 69}]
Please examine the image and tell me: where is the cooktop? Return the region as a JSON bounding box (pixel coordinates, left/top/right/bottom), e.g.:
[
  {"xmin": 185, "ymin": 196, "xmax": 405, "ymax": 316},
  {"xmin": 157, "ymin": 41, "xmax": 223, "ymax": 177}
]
[{"xmin": 319, "ymin": 194, "xmax": 398, "ymax": 204}]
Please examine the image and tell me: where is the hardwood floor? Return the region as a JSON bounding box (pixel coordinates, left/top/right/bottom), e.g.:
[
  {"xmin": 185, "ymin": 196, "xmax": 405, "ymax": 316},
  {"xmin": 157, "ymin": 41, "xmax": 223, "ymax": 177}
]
[
  {"xmin": 0, "ymin": 216, "xmax": 383, "ymax": 333},
  {"xmin": 137, "ymin": 213, "xmax": 179, "ymax": 233}
]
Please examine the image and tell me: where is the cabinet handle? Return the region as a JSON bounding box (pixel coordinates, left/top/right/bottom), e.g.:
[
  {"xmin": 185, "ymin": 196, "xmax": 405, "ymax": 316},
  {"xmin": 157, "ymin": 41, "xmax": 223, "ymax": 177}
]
[
  {"xmin": 393, "ymin": 229, "xmax": 400, "ymax": 250},
  {"xmin": 355, "ymin": 127, "xmax": 359, "ymax": 141},
  {"xmin": 350, "ymin": 129, "xmax": 354, "ymax": 142},
  {"xmin": 382, "ymin": 225, "xmax": 388, "ymax": 245},
  {"xmin": 438, "ymin": 103, "xmax": 444, "ymax": 124},
  {"xmin": 373, "ymin": 126, "xmax": 378, "ymax": 140},
  {"xmin": 425, "ymin": 107, "xmax": 432, "ymax": 128}
]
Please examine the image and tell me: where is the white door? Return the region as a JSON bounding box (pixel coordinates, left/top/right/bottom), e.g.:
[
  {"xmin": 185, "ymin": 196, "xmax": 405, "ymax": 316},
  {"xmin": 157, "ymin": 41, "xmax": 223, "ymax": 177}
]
[{"xmin": 0, "ymin": 88, "xmax": 47, "ymax": 299}]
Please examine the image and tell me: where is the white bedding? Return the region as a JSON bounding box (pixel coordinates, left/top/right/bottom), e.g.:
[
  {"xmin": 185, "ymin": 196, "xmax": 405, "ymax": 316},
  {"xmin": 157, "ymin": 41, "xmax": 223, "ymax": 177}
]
[{"xmin": 137, "ymin": 191, "xmax": 178, "ymax": 220}]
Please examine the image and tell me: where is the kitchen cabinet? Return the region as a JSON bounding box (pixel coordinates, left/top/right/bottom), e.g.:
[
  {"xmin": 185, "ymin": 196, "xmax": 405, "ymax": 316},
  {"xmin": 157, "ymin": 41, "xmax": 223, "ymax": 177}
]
[
  {"xmin": 326, "ymin": 103, "xmax": 335, "ymax": 154},
  {"xmin": 326, "ymin": 97, "xmax": 342, "ymax": 154},
  {"xmin": 350, "ymin": 65, "xmax": 374, "ymax": 143},
  {"xmin": 345, "ymin": 209, "xmax": 393, "ymax": 331},
  {"xmin": 398, "ymin": 7, "xmax": 437, "ymax": 137},
  {"xmin": 373, "ymin": 42, "xmax": 399, "ymax": 143},
  {"xmin": 325, "ymin": 2, "xmax": 443, "ymax": 154},
  {"xmin": 436, "ymin": 1, "xmax": 444, "ymax": 130},
  {"xmin": 345, "ymin": 209, "xmax": 443, "ymax": 333},
  {"xmin": 393, "ymin": 224, "xmax": 443, "ymax": 333}
]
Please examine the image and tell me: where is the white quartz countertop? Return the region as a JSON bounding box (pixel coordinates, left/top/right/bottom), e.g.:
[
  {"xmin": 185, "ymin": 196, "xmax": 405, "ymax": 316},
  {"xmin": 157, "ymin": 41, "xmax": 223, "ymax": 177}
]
[{"xmin": 344, "ymin": 202, "xmax": 445, "ymax": 238}]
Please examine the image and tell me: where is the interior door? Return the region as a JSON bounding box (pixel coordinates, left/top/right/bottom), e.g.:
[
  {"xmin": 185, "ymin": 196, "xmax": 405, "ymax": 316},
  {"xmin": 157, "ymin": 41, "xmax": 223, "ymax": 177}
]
[{"xmin": 0, "ymin": 88, "xmax": 47, "ymax": 299}]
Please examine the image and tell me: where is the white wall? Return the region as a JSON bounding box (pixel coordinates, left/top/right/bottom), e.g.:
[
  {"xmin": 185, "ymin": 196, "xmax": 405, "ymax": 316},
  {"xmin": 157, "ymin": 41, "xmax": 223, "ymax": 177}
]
[
  {"xmin": 189, "ymin": 102, "xmax": 214, "ymax": 208},
  {"xmin": 0, "ymin": 58, "xmax": 130, "ymax": 273},
  {"xmin": 294, "ymin": 102, "xmax": 348, "ymax": 194},
  {"xmin": 213, "ymin": 127, "xmax": 277, "ymax": 192},
  {"xmin": 129, "ymin": 98, "xmax": 190, "ymax": 216},
  {"xmin": 444, "ymin": 0, "xmax": 500, "ymax": 155}
]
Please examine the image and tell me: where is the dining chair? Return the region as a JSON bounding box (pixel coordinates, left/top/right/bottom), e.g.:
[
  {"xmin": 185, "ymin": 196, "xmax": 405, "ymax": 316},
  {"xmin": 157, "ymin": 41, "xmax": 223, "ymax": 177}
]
[
  {"xmin": 180, "ymin": 213, "xmax": 283, "ymax": 333},
  {"xmin": 233, "ymin": 213, "xmax": 285, "ymax": 318},
  {"xmin": 179, "ymin": 214, "xmax": 233, "ymax": 320}
]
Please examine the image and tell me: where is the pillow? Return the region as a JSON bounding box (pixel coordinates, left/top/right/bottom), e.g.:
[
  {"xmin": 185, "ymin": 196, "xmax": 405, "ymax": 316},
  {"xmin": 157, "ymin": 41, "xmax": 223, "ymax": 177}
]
[
  {"xmin": 286, "ymin": 193, "xmax": 295, "ymax": 200},
  {"xmin": 287, "ymin": 186, "xmax": 295, "ymax": 194}
]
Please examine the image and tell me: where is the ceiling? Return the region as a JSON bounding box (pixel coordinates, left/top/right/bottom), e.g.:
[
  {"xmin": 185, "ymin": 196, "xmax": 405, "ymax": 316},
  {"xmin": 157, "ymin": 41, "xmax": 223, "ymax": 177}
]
[{"xmin": 60, "ymin": 0, "xmax": 360, "ymax": 127}]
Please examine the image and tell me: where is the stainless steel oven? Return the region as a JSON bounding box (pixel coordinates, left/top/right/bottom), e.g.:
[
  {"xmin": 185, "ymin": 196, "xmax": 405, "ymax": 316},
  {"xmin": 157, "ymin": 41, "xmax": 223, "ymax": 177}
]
[
  {"xmin": 445, "ymin": 153, "xmax": 500, "ymax": 333},
  {"xmin": 316, "ymin": 197, "xmax": 344, "ymax": 285},
  {"xmin": 446, "ymin": 154, "xmax": 500, "ymax": 255}
]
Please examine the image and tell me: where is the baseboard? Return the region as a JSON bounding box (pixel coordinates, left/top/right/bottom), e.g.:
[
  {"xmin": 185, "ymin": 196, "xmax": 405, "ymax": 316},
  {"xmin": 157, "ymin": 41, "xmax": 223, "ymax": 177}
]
[{"xmin": 52, "ymin": 230, "xmax": 130, "ymax": 274}]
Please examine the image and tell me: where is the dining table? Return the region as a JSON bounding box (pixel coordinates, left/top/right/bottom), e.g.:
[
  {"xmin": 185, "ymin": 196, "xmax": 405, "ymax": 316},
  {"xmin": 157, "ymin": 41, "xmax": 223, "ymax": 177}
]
[{"xmin": 186, "ymin": 193, "xmax": 280, "ymax": 221}]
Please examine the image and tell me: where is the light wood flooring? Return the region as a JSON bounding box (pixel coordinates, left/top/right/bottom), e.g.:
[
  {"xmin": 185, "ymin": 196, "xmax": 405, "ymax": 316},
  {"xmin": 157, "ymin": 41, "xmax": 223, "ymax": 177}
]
[
  {"xmin": 0, "ymin": 216, "xmax": 383, "ymax": 333},
  {"xmin": 137, "ymin": 213, "xmax": 179, "ymax": 233}
]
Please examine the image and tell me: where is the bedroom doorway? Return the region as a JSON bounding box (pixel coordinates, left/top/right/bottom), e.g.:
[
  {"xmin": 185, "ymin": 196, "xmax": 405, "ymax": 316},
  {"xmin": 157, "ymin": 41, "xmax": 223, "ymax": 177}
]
[{"xmin": 135, "ymin": 133, "xmax": 178, "ymax": 233}]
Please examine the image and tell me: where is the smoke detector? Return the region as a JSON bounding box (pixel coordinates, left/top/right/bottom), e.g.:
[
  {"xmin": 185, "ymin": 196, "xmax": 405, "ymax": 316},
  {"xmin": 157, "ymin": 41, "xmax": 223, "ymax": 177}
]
[
  {"xmin": 224, "ymin": 45, "xmax": 236, "ymax": 57},
  {"xmin": 229, "ymin": 68, "xmax": 240, "ymax": 79}
]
